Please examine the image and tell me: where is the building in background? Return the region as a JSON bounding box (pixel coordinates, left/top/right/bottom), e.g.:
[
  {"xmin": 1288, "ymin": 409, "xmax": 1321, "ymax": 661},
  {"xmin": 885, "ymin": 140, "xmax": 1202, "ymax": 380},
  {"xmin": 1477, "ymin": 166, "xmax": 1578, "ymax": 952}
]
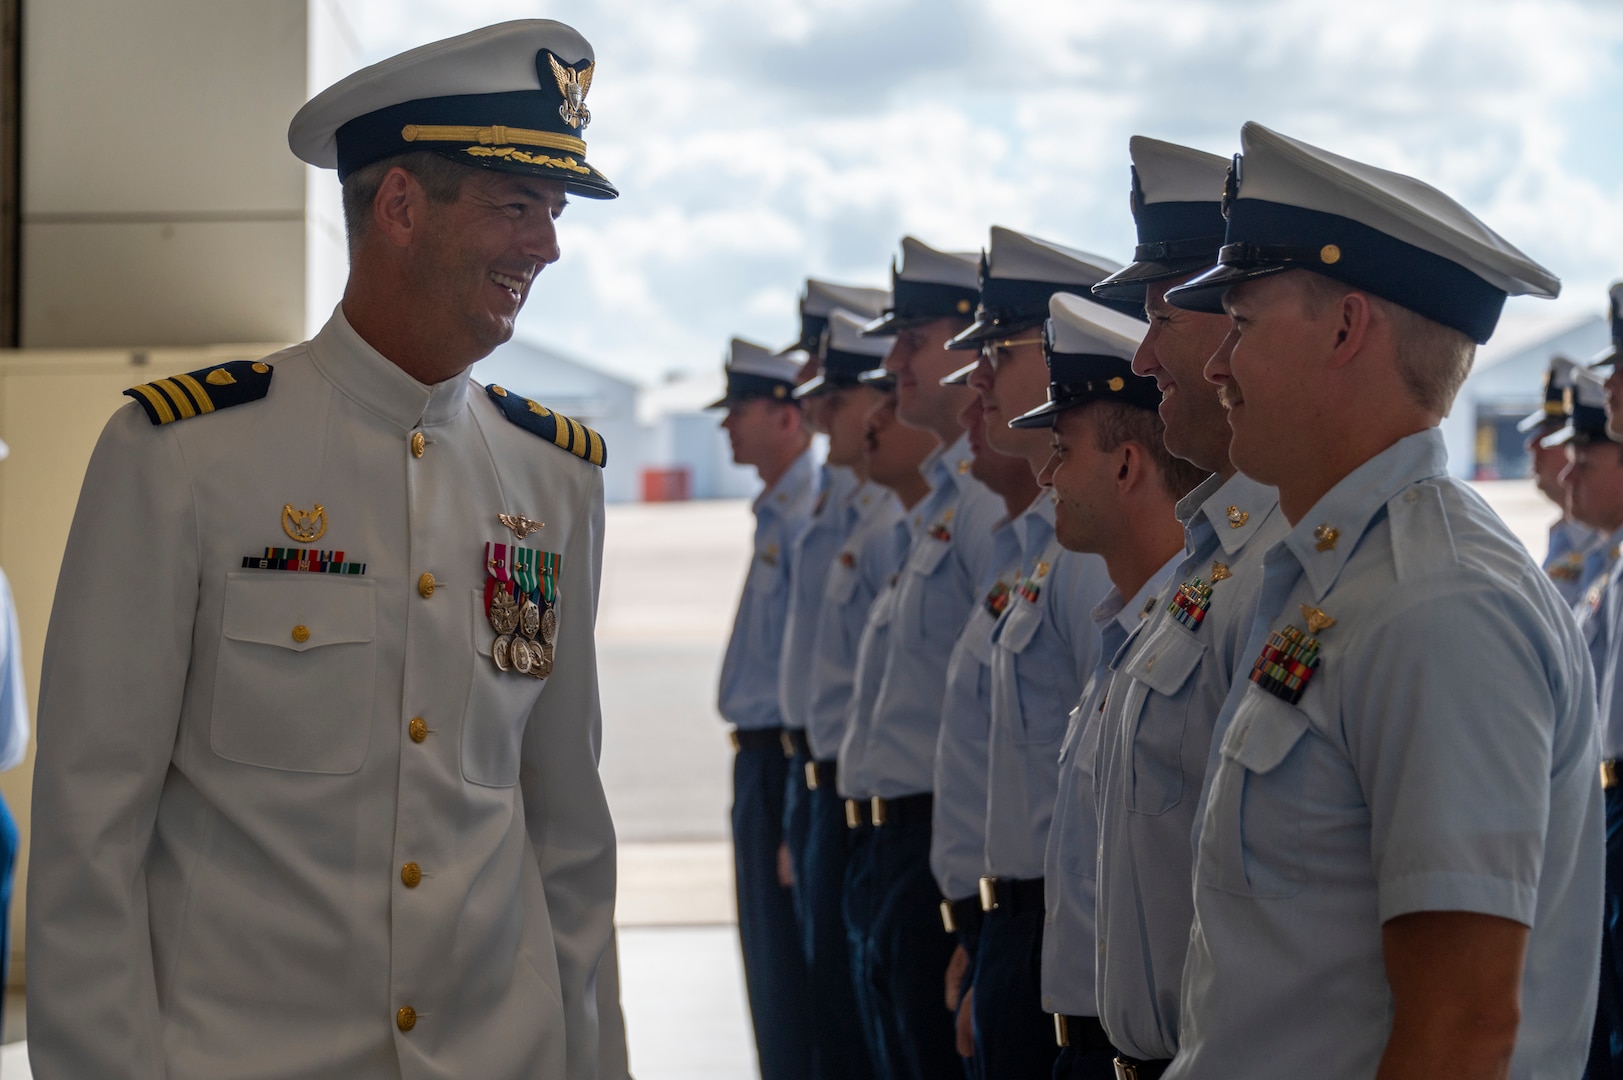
[{"xmin": 1442, "ymin": 313, "xmax": 1611, "ymax": 480}]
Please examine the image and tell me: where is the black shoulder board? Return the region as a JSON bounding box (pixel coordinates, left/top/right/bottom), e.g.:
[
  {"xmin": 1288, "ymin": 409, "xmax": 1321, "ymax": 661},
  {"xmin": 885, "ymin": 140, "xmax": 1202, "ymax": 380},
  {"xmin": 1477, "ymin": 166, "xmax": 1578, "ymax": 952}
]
[
  {"xmin": 124, "ymin": 360, "xmax": 274, "ymax": 426},
  {"xmin": 484, "ymin": 384, "xmax": 607, "ymax": 468}
]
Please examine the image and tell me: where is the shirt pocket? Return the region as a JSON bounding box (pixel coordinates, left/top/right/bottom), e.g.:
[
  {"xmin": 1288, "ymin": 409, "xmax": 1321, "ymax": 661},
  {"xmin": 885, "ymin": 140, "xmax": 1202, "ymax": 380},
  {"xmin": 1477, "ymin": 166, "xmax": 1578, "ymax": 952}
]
[
  {"xmin": 994, "ymin": 596, "xmax": 1068, "ymax": 746},
  {"xmin": 1198, "ymin": 686, "xmax": 1309, "ymax": 898},
  {"xmin": 902, "ymin": 538, "xmax": 961, "ymax": 643},
  {"xmin": 463, "ymin": 589, "xmax": 549, "ymax": 788},
  {"xmin": 212, "ymin": 572, "xmax": 377, "ymax": 774},
  {"xmin": 825, "ymin": 552, "xmax": 860, "ymax": 605},
  {"xmin": 1058, "ymin": 702, "xmax": 1102, "ymax": 879},
  {"xmin": 1119, "ymin": 619, "xmax": 1208, "ymax": 815}
]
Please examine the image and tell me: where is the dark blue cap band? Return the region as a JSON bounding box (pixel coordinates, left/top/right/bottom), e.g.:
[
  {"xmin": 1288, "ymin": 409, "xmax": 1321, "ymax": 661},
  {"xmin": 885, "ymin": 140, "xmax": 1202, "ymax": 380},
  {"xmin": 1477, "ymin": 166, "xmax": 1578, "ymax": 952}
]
[
  {"xmin": 890, "ymin": 278, "xmax": 979, "ymax": 323},
  {"xmin": 709, "ymin": 371, "xmax": 795, "ymax": 408}
]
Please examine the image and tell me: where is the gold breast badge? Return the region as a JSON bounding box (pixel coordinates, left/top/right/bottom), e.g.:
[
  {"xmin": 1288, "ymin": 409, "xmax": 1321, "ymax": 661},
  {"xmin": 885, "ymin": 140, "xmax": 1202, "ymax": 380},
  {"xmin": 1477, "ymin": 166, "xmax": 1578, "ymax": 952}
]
[
  {"xmin": 498, "ymin": 513, "xmax": 545, "ymax": 540},
  {"xmin": 1211, "ymin": 561, "xmax": 1232, "ymax": 582},
  {"xmin": 1300, "ymin": 604, "xmax": 1337, "ymax": 633},
  {"xmin": 283, "ymin": 504, "xmax": 327, "ymax": 543}
]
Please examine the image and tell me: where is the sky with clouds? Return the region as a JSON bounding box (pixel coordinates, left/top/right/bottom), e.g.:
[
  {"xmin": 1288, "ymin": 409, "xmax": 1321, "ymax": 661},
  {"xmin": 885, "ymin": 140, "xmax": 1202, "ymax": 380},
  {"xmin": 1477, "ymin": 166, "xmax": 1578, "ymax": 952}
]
[{"xmin": 323, "ymin": 0, "xmax": 1623, "ymax": 385}]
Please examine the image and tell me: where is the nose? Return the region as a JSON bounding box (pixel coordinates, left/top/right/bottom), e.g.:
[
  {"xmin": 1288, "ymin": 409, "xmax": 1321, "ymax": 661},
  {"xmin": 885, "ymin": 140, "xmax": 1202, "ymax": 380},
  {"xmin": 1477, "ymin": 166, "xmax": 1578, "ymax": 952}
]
[
  {"xmin": 1204, "ymin": 327, "xmax": 1238, "ymax": 387},
  {"xmin": 520, "ymin": 212, "xmax": 562, "ymax": 267},
  {"xmin": 1130, "ymin": 324, "xmax": 1161, "ymax": 378},
  {"xmin": 967, "ymin": 356, "xmax": 995, "ymax": 395}
]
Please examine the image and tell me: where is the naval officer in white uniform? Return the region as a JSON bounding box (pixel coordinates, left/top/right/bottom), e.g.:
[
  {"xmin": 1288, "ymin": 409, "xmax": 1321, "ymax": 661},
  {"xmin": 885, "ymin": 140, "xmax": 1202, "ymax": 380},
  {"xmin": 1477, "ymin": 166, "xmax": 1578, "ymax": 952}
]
[{"xmin": 28, "ymin": 21, "xmax": 625, "ymax": 1080}]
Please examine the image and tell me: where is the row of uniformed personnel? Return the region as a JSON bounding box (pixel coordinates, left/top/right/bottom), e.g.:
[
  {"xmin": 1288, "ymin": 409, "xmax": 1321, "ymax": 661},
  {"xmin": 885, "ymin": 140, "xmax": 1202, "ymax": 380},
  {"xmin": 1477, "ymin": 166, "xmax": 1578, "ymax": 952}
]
[{"xmin": 716, "ymin": 122, "xmax": 1612, "ymax": 1080}]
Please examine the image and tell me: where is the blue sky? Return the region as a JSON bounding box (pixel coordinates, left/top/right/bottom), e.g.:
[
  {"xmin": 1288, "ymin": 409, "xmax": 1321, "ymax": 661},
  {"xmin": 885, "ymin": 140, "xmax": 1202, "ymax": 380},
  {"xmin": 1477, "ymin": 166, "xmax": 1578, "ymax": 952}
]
[{"xmin": 323, "ymin": 0, "xmax": 1623, "ymax": 384}]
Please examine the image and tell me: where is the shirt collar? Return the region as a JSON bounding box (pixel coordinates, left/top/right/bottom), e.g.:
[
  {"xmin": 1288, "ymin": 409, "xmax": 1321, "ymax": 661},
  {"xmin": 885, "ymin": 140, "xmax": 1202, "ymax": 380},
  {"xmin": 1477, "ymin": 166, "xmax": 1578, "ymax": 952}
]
[
  {"xmin": 924, "ymin": 432, "xmax": 974, "ymax": 490},
  {"xmin": 755, "ymin": 446, "xmax": 816, "ymax": 516},
  {"xmin": 1285, "ymin": 428, "xmax": 1450, "ymax": 600},
  {"xmin": 310, "ymin": 305, "xmax": 471, "ymax": 432},
  {"xmin": 1194, "ymin": 472, "xmax": 1281, "ymax": 556}
]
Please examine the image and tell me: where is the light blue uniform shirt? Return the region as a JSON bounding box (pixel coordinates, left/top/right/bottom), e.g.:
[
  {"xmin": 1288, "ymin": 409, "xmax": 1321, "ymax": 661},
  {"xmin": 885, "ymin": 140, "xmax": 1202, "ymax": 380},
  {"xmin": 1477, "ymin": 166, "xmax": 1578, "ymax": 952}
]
[
  {"xmin": 1574, "ymin": 526, "xmax": 1623, "ymax": 691},
  {"xmin": 1546, "ymin": 517, "xmax": 1601, "ymax": 607},
  {"xmin": 1591, "ymin": 549, "xmax": 1623, "ymax": 760},
  {"xmin": 780, "ymin": 465, "xmax": 860, "ymax": 733},
  {"xmin": 840, "ymin": 437, "xmax": 1004, "ymax": 799},
  {"xmin": 1040, "ymin": 560, "xmax": 1178, "ymax": 1018},
  {"xmin": 838, "ymin": 516, "xmax": 913, "ymax": 798},
  {"xmin": 931, "ymin": 519, "xmax": 1022, "ymax": 903},
  {"xmin": 1170, "ymin": 429, "xmax": 1602, "ymax": 1080},
  {"xmin": 805, "ymin": 482, "xmax": 904, "ymax": 762},
  {"xmin": 718, "ymin": 449, "xmax": 817, "ymax": 730},
  {"xmin": 984, "ymin": 498, "xmax": 1112, "ymax": 880},
  {"xmin": 1092, "ymin": 472, "xmax": 1285, "ymax": 1059}
]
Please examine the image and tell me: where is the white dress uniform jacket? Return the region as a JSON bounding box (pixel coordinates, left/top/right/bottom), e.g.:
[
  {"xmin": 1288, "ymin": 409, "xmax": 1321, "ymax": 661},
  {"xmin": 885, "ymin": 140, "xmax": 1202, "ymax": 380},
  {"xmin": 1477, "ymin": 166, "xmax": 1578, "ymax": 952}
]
[{"xmin": 27, "ymin": 310, "xmax": 618, "ymax": 1080}]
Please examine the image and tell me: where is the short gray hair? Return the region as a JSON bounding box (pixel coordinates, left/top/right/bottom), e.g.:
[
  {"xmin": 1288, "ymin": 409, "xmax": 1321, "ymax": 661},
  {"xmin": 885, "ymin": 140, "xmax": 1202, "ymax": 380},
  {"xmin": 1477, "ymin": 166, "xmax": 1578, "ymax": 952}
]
[
  {"xmin": 1293, "ymin": 271, "xmax": 1477, "ymax": 416},
  {"xmin": 340, "ymin": 151, "xmax": 471, "ymax": 256}
]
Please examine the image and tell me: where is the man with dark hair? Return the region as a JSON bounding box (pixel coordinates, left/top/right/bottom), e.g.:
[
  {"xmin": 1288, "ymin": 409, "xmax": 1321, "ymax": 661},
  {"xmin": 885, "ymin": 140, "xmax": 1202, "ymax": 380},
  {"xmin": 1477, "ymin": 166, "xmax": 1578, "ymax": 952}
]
[
  {"xmin": 28, "ymin": 21, "xmax": 624, "ymax": 1079},
  {"xmin": 713, "ymin": 339, "xmax": 817, "ymax": 1080}
]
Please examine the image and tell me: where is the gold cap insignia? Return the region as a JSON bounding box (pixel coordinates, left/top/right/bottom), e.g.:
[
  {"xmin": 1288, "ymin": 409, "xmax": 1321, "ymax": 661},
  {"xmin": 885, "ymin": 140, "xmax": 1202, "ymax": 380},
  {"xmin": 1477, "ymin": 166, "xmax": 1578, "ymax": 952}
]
[
  {"xmin": 498, "ymin": 513, "xmax": 544, "ymax": 540},
  {"xmin": 1300, "ymin": 604, "xmax": 1336, "ymax": 634},
  {"xmin": 1211, "ymin": 561, "xmax": 1232, "ymax": 583},
  {"xmin": 1314, "ymin": 524, "xmax": 1340, "ymax": 552},
  {"xmin": 1227, "ymin": 505, "xmax": 1249, "ymax": 529},
  {"xmin": 547, "ymin": 53, "xmax": 594, "ymax": 130},
  {"xmin": 283, "ymin": 503, "xmax": 327, "ymax": 543}
]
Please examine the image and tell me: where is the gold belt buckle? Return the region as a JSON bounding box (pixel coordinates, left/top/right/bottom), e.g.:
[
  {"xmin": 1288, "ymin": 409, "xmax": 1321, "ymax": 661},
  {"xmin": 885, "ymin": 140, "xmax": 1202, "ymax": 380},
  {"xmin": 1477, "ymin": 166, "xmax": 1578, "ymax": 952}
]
[
  {"xmin": 871, "ymin": 796, "xmax": 888, "ymax": 827},
  {"xmin": 780, "ymin": 730, "xmax": 796, "ymax": 758},
  {"xmin": 1603, "ymin": 760, "xmax": 1620, "ymax": 790},
  {"xmin": 845, "ymin": 799, "xmax": 863, "ymax": 829},
  {"xmin": 939, "ymin": 899, "xmax": 957, "ymax": 933},
  {"xmin": 1053, "ymin": 1013, "xmax": 1069, "ymax": 1048},
  {"xmin": 1114, "ymin": 1060, "xmax": 1140, "ymax": 1080},
  {"xmin": 805, "ymin": 761, "xmax": 820, "ymax": 791},
  {"xmin": 979, "ymin": 875, "xmax": 999, "ymax": 912},
  {"xmin": 728, "ymin": 730, "xmax": 741, "ymax": 753}
]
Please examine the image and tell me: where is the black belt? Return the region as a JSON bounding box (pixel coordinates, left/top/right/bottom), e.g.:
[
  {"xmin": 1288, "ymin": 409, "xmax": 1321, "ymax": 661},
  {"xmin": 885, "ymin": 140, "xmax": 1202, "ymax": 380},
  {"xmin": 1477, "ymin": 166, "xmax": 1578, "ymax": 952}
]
[
  {"xmin": 845, "ymin": 792, "xmax": 933, "ymax": 829},
  {"xmin": 1052, "ymin": 1013, "xmax": 1112, "ymax": 1051},
  {"xmin": 939, "ymin": 895, "xmax": 983, "ymax": 936},
  {"xmin": 782, "ymin": 728, "xmax": 811, "ymax": 759},
  {"xmin": 979, "ymin": 875, "xmax": 1044, "ymax": 915},
  {"xmin": 806, "ymin": 759, "xmax": 837, "ymax": 791},
  {"xmin": 1113, "ymin": 1056, "xmax": 1172, "ymax": 1080},
  {"xmin": 730, "ymin": 727, "xmax": 783, "ymax": 752},
  {"xmin": 1604, "ymin": 760, "xmax": 1621, "ymax": 790}
]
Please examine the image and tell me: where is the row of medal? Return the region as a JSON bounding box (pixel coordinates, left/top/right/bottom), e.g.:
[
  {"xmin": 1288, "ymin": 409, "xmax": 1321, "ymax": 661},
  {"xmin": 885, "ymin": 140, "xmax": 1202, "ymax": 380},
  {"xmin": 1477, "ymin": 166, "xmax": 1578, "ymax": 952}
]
[{"xmin": 484, "ymin": 542, "xmax": 560, "ymax": 679}]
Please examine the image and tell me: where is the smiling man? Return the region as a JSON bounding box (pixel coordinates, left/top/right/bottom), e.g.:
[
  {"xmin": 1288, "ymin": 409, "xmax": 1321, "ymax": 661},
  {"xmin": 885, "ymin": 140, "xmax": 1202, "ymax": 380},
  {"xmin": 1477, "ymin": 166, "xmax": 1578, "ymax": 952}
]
[
  {"xmin": 1162, "ymin": 122, "xmax": 1600, "ymax": 1080},
  {"xmin": 27, "ymin": 22, "xmax": 625, "ymax": 1080}
]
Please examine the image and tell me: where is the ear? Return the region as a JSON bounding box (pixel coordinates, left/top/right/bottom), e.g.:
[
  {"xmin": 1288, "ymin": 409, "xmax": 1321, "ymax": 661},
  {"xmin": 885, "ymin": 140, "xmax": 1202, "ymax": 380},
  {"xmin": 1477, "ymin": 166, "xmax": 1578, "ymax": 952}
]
[
  {"xmin": 1326, "ymin": 291, "xmax": 1374, "ymax": 370},
  {"xmin": 371, "ymin": 167, "xmax": 424, "ymax": 249},
  {"xmin": 1117, "ymin": 440, "xmax": 1146, "ymax": 492}
]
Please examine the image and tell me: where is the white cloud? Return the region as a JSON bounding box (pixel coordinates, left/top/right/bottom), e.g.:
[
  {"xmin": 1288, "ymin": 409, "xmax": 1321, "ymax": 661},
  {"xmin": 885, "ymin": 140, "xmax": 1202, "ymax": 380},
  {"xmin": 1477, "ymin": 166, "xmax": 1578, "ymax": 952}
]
[{"xmin": 325, "ymin": 0, "xmax": 1623, "ymax": 383}]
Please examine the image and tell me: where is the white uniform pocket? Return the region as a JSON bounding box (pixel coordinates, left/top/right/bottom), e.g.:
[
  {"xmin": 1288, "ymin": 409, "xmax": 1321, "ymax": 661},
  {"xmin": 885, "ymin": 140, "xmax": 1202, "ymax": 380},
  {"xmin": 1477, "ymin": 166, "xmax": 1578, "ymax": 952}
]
[
  {"xmin": 463, "ymin": 590, "xmax": 548, "ymax": 788},
  {"xmin": 1199, "ymin": 686, "xmax": 1309, "ymax": 898},
  {"xmin": 212, "ymin": 572, "xmax": 377, "ymax": 774},
  {"xmin": 1118, "ymin": 619, "xmax": 1208, "ymax": 815},
  {"xmin": 993, "ymin": 595, "xmax": 1067, "ymax": 746}
]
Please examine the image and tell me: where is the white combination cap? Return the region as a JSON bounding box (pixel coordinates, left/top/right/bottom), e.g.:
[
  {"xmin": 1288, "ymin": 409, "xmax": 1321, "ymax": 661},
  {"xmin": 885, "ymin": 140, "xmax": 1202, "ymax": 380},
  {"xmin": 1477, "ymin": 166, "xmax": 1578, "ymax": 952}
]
[
  {"xmin": 947, "ymin": 226, "xmax": 1135, "ymax": 350},
  {"xmin": 798, "ymin": 279, "xmax": 890, "ymax": 351},
  {"xmin": 288, "ymin": 20, "xmax": 615, "ymax": 198},
  {"xmin": 795, "ymin": 308, "xmax": 891, "ymax": 399},
  {"xmin": 1166, "ymin": 122, "xmax": 1558, "ymax": 342},
  {"xmin": 706, "ymin": 337, "xmax": 803, "ymax": 408},
  {"xmin": 1094, "ymin": 136, "xmax": 1231, "ymax": 302},
  {"xmin": 863, "ymin": 237, "xmax": 982, "ymax": 336},
  {"xmin": 1009, "ymin": 293, "xmax": 1158, "ymax": 428}
]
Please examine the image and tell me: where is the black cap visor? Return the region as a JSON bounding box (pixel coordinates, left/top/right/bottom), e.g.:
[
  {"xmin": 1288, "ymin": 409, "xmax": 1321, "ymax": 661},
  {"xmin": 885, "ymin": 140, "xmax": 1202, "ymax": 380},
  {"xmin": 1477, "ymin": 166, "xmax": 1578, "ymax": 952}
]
[{"xmin": 939, "ymin": 361, "xmax": 978, "ymax": 387}]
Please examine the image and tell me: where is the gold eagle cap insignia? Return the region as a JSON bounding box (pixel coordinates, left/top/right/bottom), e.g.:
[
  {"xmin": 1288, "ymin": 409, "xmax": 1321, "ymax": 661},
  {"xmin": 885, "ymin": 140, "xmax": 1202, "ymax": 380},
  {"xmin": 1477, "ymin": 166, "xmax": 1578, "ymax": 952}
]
[
  {"xmin": 499, "ymin": 513, "xmax": 545, "ymax": 540},
  {"xmin": 547, "ymin": 53, "xmax": 594, "ymax": 130}
]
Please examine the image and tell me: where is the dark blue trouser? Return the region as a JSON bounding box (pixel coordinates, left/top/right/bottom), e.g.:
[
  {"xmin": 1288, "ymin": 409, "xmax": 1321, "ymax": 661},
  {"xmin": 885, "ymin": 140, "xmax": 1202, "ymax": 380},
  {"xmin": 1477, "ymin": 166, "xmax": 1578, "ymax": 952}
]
[
  {"xmin": 1051, "ymin": 1020, "xmax": 1120, "ymax": 1079},
  {"xmin": 972, "ymin": 906, "xmax": 1058, "ymax": 1079},
  {"xmin": 0, "ymin": 794, "xmax": 12, "ymax": 1033},
  {"xmin": 846, "ymin": 820, "xmax": 959, "ymax": 1080},
  {"xmin": 805, "ymin": 783, "xmax": 877, "ymax": 1080},
  {"xmin": 1587, "ymin": 785, "xmax": 1623, "ymax": 1080},
  {"xmin": 784, "ymin": 751, "xmax": 813, "ymax": 932},
  {"xmin": 733, "ymin": 743, "xmax": 814, "ymax": 1080}
]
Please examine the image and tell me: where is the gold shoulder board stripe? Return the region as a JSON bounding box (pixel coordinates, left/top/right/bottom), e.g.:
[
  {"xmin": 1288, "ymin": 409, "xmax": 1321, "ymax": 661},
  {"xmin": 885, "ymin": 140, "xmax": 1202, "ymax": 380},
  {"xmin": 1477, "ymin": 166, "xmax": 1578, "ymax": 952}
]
[
  {"xmin": 125, "ymin": 359, "xmax": 274, "ymax": 426},
  {"xmin": 483, "ymin": 384, "xmax": 608, "ymax": 469}
]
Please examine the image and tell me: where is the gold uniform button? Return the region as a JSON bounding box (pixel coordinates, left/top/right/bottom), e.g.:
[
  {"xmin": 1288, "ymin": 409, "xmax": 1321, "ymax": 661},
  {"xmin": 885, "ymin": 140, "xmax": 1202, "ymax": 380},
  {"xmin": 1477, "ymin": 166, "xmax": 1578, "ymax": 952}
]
[
  {"xmin": 291, "ymin": 625, "xmax": 310, "ymax": 644},
  {"xmin": 411, "ymin": 431, "xmax": 426, "ymax": 458},
  {"xmin": 401, "ymin": 862, "xmax": 422, "ymax": 888},
  {"xmin": 396, "ymin": 1005, "xmax": 417, "ymax": 1032},
  {"xmin": 408, "ymin": 717, "xmax": 429, "ymax": 743},
  {"xmin": 418, "ymin": 572, "xmax": 436, "ymax": 599}
]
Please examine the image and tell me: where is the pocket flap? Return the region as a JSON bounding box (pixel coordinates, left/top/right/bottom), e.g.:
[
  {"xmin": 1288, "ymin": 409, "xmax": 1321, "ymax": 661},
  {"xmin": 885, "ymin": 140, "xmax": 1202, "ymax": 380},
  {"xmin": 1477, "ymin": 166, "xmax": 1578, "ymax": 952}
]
[
  {"xmin": 993, "ymin": 596, "xmax": 1043, "ymax": 654},
  {"xmin": 907, "ymin": 535, "xmax": 952, "ymax": 576},
  {"xmin": 1123, "ymin": 619, "xmax": 1207, "ymax": 697},
  {"xmin": 222, "ymin": 572, "xmax": 377, "ymax": 653},
  {"xmin": 1219, "ymin": 689, "xmax": 1308, "ymax": 774}
]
